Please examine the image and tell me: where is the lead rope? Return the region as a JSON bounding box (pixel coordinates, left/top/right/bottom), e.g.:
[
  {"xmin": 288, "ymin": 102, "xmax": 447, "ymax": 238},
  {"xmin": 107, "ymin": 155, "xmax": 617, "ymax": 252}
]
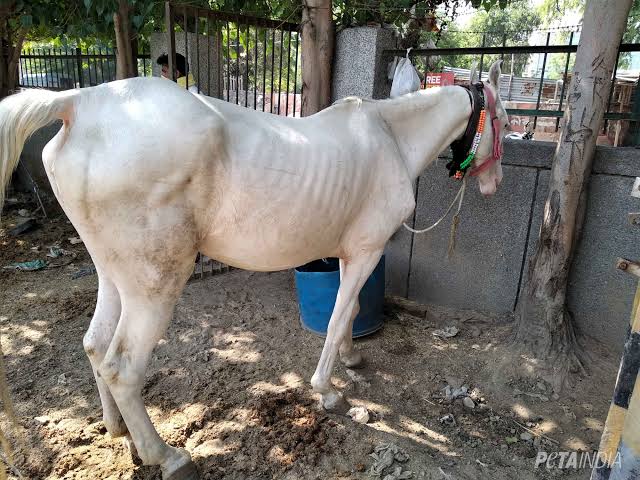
[{"xmin": 402, "ymin": 177, "xmax": 466, "ymax": 243}]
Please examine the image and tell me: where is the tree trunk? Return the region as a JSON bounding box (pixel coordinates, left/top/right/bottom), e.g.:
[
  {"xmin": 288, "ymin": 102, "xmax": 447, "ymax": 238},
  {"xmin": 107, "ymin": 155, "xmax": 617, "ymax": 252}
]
[
  {"xmin": 0, "ymin": 17, "xmax": 25, "ymax": 100},
  {"xmin": 515, "ymin": 0, "xmax": 633, "ymax": 387},
  {"xmin": 301, "ymin": 0, "xmax": 333, "ymax": 116},
  {"xmin": 114, "ymin": 0, "xmax": 137, "ymax": 80}
]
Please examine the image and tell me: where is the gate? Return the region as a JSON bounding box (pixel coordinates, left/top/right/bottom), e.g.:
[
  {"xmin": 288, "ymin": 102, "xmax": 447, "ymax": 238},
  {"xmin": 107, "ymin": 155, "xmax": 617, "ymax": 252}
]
[{"xmin": 164, "ymin": 2, "xmax": 302, "ymax": 116}]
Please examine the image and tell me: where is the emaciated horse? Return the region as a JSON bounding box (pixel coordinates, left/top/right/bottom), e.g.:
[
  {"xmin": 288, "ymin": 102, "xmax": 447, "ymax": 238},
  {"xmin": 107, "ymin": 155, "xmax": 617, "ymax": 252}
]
[{"xmin": 0, "ymin": 60, "xmax": 508, "ymax": 479}]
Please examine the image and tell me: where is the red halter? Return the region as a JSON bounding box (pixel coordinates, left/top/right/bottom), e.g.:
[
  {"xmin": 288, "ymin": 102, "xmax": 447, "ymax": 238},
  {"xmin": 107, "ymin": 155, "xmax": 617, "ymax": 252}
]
[{"xmin": 469, "ymin": 86, "xmax": 503, "ymax": 177}]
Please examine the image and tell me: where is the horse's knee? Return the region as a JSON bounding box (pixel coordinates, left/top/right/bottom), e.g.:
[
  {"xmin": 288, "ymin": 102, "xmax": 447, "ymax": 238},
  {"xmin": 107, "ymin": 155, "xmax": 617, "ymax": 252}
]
[
  {"xmin": 83, "ymin": 329, "xmax": 106, "ymax": 361},
  {"xmin": 98, "ymin": 344, "xmax": 140, "ymax": 390}
]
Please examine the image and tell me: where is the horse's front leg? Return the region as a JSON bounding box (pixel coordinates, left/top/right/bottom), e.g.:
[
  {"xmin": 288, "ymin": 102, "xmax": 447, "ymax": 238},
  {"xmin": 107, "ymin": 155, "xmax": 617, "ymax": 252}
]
[
  {"xmin": 339, "ymin": 299, "xmax": 363, "ymax": 367},
  {"xmin": 310, "ymin": 250, "xmax": 383, "ymax": 411}
]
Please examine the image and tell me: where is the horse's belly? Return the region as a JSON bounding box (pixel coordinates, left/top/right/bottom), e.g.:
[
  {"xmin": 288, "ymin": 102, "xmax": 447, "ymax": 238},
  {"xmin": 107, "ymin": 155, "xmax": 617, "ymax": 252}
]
[{"xmin": 200, "ymin": 214, "xmax": 345, "ymax": 271}]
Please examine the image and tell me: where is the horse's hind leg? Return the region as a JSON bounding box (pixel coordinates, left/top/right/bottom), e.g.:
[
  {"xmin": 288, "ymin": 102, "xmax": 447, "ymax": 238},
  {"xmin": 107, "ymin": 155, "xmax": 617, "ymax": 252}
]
[
  {"xmin": 83, "ymin": 272, "xmax": 127, "ymax": 437},
  {"xmin": 98, "ymin": 258, "xmax": 198, "ymax": 479}
]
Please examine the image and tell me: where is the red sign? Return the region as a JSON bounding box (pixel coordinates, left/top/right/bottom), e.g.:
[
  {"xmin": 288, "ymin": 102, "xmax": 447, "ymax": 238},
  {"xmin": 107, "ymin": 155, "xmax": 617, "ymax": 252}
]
[{"xmin": 424, "ymin": 72, "xmax": 455, "ymax": 89}]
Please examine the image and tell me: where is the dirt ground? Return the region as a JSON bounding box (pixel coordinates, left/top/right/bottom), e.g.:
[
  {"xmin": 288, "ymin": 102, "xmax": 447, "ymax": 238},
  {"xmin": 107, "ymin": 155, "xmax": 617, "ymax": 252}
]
[{"xmin": 0, "ymin": 199, "xmax": 621, "ymax": 480}]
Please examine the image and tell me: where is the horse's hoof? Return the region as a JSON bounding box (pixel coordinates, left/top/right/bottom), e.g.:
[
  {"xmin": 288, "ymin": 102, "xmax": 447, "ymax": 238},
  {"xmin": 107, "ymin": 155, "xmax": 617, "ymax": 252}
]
[
  {"xmin": 164, "ymin": 460, "xmax": 199, "ymax": 480},
  {"xmin": 321, "ymin": 390, "xmax": 350, "ymax": 414}
]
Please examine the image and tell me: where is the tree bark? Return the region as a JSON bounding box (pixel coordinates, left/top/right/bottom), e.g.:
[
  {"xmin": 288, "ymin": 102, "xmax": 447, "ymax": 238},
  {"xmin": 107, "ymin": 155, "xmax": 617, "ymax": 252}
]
[
  {"xmin": 0, "ymin": 12, "xmax": 26, "ymax": 99},
  {"xmin": 301, "ymin": 0, "xmax": 333, "ymax": 116},
  {"xmin": 516, "ymin": 0, "xmax": 633, "ymax": 386},
  {"xmin": 114, "ymin": 0, "xmax": 137, "ymax": 80}
]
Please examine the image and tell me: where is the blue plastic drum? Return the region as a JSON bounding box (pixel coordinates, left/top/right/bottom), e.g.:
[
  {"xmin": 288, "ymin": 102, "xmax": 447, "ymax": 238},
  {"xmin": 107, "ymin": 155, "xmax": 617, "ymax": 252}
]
[{"xmin": 294, "ymin": 256, "xmax": 385, "ymax": 338}]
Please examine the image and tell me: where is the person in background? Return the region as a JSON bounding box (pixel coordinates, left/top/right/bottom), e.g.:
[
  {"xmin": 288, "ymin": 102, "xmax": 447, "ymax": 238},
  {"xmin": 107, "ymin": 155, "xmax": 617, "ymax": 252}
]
[{"xmin": 156, "ymin": 53, "xmax": 198, "ymax": 93}]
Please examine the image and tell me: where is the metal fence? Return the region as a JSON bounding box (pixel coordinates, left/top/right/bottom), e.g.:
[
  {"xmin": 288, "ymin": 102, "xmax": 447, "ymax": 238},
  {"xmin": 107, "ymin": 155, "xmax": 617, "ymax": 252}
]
[
  {"xmin": 385, "ymin": 39, "xmax": 640, "ymax": 146},
  {"xmin": 18, "ymin": 47, "xmax": 152, "ymax": 90},
  {"xmin": 164, "ymin": 2, "xmax": 302, "ymax": 116}
]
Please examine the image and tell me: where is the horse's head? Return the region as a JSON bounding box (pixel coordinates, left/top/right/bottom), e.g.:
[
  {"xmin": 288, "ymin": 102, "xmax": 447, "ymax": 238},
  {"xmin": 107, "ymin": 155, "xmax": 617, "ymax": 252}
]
[{"xmin": 469, "ymin": 60, "xmax": 509, "ymax": 196}]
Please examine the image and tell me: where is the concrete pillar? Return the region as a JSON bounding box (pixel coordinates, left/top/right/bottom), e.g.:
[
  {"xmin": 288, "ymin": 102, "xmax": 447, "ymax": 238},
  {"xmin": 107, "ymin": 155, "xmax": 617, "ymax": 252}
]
[
  {"xmin": 150, "ymin": 32, "xmax": 222, "ymax": 98},
  {"xmin": 331, "ymin": 26, "xmax": 397, "ymax": 102}
]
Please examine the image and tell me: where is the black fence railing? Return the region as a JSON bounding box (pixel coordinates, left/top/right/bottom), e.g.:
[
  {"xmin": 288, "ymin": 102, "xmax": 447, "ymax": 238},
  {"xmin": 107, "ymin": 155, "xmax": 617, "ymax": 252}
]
[
  {"xmin": 18, "ymin": 47, "xmax": 152, "ymax": 90},
  {"xmin": 164, "ymin": 2, "xmax": 302, "ymax": 116},
  {"xmin": 385, "ymin": 39, "xmax": 640, "ymax": 146}
]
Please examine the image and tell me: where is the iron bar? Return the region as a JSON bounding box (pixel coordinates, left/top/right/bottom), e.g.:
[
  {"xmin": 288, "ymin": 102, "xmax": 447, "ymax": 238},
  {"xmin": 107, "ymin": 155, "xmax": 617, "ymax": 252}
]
[
  {"xmin": 236, "ymin": 18, "xmax": 240, "ymax": 105},
  {"xmin": 76, "ymin": 47, "xmax": 84, "ymax": 88},
  {"xmin": 245, "ymin": 22, "xmax": 250, "ymax": 107},
  {"xmin": 18, "ymin": 56, "xmax": 24, "ymax": 87},
  {"xmin": 533, "ymin": 32, "xmax": 551, "ymax": 130},
  {"xmin": 478, "ymin": 33, "xmax": 486, "ymax": 79},
  {"xmin": 37, "ymin": 49, "xmax": 46, "ymax": 87},
  {"xmin": 292, "ymin": 32, "xmax": 299, "ymax": 117},
  {"xmin": 604, "ymin": 46, "xmax": 621, "ymax": 133},
  {"xmin": 98, "ymin": 47, "xmax": 103, "ymax": 83},
  {"xmin": 63, "ymin": 47, "xmax": 73, "ymax": 87},
  {"xmin": 556, "ymin": 31, "xmax": 574, "ymax": 131},
  {"xmin": 184, "ymin": 6, "xmax": 189, "ymax": 90},
  {"xmin": 195, "ymin": 10, "xmax": 200, "ymax": 93},
  {"xmin": 285, "ymin": 30, "xmax": 292, "ymax": 116},
  {"xmin": 93, "ymin": 47, "xmax": 100, "ymax": 84},
  {"xmin": 217, "ymin": 17, "xmax": 222, "ymax": 98},
  {"xmin": 28, "ymin": 50, "xmax": 35, "ymax": 87},
  {"xmin": 226, "ymin": 21, "xmax": 230, "ymax": 101},
  {"xmin": 29, "ymin": 48, "xmax": 37, "ymax": 87},
  {"xmin": 254, "ymin": 25, "xmax": 259, "ymax": 109},
  {"xmin": 107, "ymin": 50, "xmax": 116, "ymax": 80},
  {"xmin": 262, "ymin": 28, "xmax": 267, "ymax": 111},
  {"xmin": 207, "ymin": 15, "xmax": 211, "ymax": 96},
  {"xmin": 277, "ymin": 29, "xmax": 284, "ymax": 114},
  {"xmin": 48, "ymin": 48, "xmax": 56, "ymax": 88},
  {"xmin": 86, "ymin": 48, "xmax": 93, "ymax": 86},
  {"xmin": 270, "ymin": 29, "xmax": 275, "ymax": 113},
  {"xmin": 40, "ymin": 48, "xmax": 48, "ymax": 88},
  {"xmin": 166, "ymin": 2, "xmax": 176, "ymax": 82}
]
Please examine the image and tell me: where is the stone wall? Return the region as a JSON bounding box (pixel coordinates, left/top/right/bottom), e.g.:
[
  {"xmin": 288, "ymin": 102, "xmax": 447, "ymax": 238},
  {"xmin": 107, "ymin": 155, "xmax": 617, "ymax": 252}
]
[{"xmin": 384, "ymin": 140, "xmax": 640, "ymax": 352}]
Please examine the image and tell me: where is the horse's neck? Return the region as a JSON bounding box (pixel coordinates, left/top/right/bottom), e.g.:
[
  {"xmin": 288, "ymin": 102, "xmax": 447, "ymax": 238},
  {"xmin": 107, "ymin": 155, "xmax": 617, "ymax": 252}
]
[{"xmin": 377, "ymin": 86, "xmax": 471, "ymax": 181}]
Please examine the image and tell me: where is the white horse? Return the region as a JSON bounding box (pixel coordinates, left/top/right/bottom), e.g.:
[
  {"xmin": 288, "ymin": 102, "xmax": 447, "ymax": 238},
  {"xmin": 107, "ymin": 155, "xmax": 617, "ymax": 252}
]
[{"xmin": 0, "ymin": 60, "xmax": 507, "ymax": 479}]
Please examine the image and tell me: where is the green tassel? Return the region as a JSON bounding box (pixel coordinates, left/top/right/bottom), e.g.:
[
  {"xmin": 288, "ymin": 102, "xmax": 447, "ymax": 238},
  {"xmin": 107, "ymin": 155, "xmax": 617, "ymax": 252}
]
[{"xmin": 460, "ymin": 153, "xmax": 474, "ymax": 170}]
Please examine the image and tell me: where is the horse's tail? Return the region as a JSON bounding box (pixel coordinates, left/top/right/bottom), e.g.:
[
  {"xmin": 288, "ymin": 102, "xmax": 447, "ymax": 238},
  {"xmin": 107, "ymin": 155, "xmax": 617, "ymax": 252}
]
[{"xmin": 0, "ymin": 88, "xmax": 76, "ymax": 211}]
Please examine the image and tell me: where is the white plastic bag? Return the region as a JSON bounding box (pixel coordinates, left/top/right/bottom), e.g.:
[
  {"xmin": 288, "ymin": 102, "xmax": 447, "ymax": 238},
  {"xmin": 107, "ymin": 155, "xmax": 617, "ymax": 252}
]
[{"xmin": 390, "ymin": 49, "xmax": 421, "ymax": 98}]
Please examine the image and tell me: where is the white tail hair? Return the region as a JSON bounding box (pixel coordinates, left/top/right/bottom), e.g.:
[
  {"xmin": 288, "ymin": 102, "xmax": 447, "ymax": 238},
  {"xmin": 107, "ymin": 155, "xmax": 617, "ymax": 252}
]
[{"xmin": 0, "ymin": 88, "xmax": 74, "ymax": 210}]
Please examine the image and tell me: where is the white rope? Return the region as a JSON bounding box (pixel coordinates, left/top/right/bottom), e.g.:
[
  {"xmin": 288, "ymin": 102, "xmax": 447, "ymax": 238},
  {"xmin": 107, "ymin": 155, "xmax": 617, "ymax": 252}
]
[{"xmin": 402, "ymin": 178, "xmax": 467, "ymax": 234}]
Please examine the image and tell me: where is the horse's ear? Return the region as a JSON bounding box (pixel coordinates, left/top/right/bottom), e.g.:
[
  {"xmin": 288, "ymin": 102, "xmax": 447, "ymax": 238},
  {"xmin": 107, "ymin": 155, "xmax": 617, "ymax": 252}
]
[
  {"xmin": 469, "ymin": 64, "xmax": 478, "ymax": 84},
  {"xmin": 488, "ymin": 60, "xmax": 503, "ymax": 88}
]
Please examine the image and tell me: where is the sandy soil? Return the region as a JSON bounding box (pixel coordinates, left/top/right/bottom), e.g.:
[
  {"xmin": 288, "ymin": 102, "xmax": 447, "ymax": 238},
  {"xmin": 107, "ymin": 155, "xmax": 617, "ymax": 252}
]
[{"xmin": 0, "ymin": 201, "xmax": 621, "ymax": 480}]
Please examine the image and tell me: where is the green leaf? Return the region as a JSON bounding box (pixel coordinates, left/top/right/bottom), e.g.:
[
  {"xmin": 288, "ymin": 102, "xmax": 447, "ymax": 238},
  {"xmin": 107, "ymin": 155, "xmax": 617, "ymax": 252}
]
[
  {"xmin": 132, "ymin": 15, "xmax": 144, "ymax": 29},
  {"xmin": 84, "ymin": 0, "xmax": 92, "ymax": 11}
]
